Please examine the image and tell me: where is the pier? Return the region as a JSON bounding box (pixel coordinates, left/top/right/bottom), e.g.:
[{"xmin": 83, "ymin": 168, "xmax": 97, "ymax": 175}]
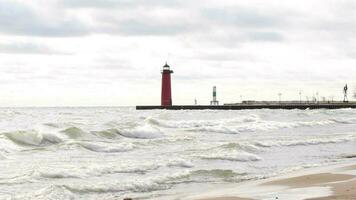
[{"xmin": 136, "ymin": 102, "xmax": 356, "ymax": 110}]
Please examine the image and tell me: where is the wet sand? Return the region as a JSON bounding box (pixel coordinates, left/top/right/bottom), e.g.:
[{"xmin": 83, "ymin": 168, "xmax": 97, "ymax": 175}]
[
  {"xmin": 309, "ymin": 179, "xmax": 356, "ymax": 200},
  {"xmin": 196, "ymin": 163, "xmax": 356, "ymax": 200}
]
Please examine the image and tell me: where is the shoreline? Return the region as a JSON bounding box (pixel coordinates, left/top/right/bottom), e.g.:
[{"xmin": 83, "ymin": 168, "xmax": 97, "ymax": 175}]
[{"xmin": 189, "ymin": 162, "xmax": 356, "ymax": 200}]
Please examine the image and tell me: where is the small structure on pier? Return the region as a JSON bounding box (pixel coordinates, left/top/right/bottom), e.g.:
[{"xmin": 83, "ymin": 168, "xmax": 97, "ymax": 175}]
[
  {"xmin": 210, "ymin": 86, "xmax": 219, "ymax": 105},
  {"xmin": 343, "ymin": 84, "xmax": 348, "ymax": 102}
]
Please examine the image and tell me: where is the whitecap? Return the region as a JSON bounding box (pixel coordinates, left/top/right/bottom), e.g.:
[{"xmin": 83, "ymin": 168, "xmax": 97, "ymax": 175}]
[
  {"xmin": 78, "ymin": 141, "xmax": 134, "ymax": 153},
  {"xmin": 4, "ymin": 130, "xmax": 43, "ymax": 146},
  {"xmin": 197, "ymin": 150, "xmax": 261, "ymax": 162},
  {"xmin": 120, "ymin": 124, "xmax": 163, "ymax": 139}
]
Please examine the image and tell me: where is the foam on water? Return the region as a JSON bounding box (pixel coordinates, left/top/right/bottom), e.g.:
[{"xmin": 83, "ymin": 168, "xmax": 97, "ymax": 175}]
[
  {"xmin": 11, "ymin": 185, "xmax": 75, "ymax": 200},
  {"xmin": 119, "ymin": 124, "xmax": 164, "ymax": 139},
  {"xmin": 197, "ymin": 149, "xmax": 261, "ymax": 162},
  {"xmin": 75, "ymin": 141, "xmax": 135, "ymax": 153},
  {"xmin": 63, "ymin": 170, "xmax": 192, "ymax": 193},
  {"xmin": 254, "ymin": 134, "xmax": 356, "ymax": 148}
]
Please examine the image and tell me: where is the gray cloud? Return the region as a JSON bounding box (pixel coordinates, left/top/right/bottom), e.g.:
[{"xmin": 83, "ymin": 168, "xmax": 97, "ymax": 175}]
[
  {"xmin": 0, "ymin": 42, "xmax": 70, "ymax": 55},
  {"xmin": 61, "ymin": 0, "xmax": 182, "ymax": 9},
  {"xmin": 202, "ymin": 7, "xmax": 285, "ymax": 28},
  {"xmin": 247, "ymin": 31, "xmax": 284, "ymax": 42},
  {"xmin": 105, "ymin": 19, "xmax": 196, "ymax": 36},
  {"xmin": 0, "ymin": 0, "xmax": 90, "ymax": 37},
  {"xmin": 0, "ymin": 0, "xmax": 290, "ymax": 39}
]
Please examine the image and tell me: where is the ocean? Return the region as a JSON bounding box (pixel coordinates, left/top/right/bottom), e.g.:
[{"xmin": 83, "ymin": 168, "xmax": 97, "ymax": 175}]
[{"xmin": 0, "ymin": 107, "xmax": 355, "ymax": 199}]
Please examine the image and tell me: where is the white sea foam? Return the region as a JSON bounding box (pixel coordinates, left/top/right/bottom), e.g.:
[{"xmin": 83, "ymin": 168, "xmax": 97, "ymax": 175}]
[
  {"xmin": 63, "ymin": 170, "xmax": 191, "ymax": 193},
  {"xmin": 11, "ymin": 185, "xmax": 75, "ymax": 200},
  {"xmin": 254, "ymin": 134, "xmax": 356, "ymax": 148},
  {"xmin": 77, "ymin": 141, "xmax": 135, "ymax": 153},
  {"xmin": 146, "ymin": 115, "xmax": 260, "ymax": 129},
  {"xmin": 119, "ymin": 124, "xmax": 164, "ymax": 139},
  {"xmin": 197, "ymin": 150, "xmax": 261, "ymax": 162},
  {"xmin": 189, "ymin": 119, "xmax": 340, "ymax": 134},
  {"xmin": 166, "ymin": 158, "xmax": 194, "ymax": 168}
]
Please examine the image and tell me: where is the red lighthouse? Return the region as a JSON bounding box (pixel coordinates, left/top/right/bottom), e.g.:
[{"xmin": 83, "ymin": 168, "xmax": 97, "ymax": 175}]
[{"xmin": 161, "ymin": 63, "xmax": 173, "ymax": 106}]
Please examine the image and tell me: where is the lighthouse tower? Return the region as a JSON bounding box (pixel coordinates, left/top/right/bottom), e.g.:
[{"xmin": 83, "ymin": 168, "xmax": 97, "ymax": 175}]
[{"xmin": 161, "ymin": 63, "xmax": 173, "ymax": 106}]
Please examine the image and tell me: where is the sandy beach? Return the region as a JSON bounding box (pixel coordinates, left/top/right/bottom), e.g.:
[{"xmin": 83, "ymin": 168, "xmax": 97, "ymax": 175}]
[{"xmin": 194, "ymin": 163, "xmax": 356, "ymax": 200}]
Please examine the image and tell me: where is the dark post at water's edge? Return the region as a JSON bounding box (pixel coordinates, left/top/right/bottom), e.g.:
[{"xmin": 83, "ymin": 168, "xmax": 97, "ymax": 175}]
[{"xmin": 137, "ymin": 63, "xmax": 355, "ymax": 110}]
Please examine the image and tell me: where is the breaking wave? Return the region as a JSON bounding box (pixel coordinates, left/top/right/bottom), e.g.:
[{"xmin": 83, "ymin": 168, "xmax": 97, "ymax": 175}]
[
  {"xmin": 197, "ymin": 150, "xmax": 261, "ymax": 162},
  {"xmin": 189, "ymin": 120, "xmax": 342, "ymax": 134},
  {"xmin": 145, "ymin": 115, "xmax": 260, "ymax": 129},
  {"xmin": 4, "ymin": 130, "xmax": 63, "ymax": 146},
  {"xmin": 63, "ymin": 170, "xmax": 191, "ymax": 193},
  {"xmin": 118, "ymin": 124, "xmax": 164, "ymax": 139},
  {"xmin": 254, "ymin": 134, "xmax": 356, "ymax": 147},
  {"xmin": 0, "ymin": 123, "xmax": 165, "ymax": 149},
  {"xmin": 75, "ymin": 141, "xmax": 135, "ymax": 153},
  {"xmin": 11, "ymin": 185, "xmax": 75, "ymax": 200},
  {"xmin": 61, "ymin": 168, "xmax": 246, "ymax": 194},
  {"xmin": 60, "ymin": 127, "xmax": 87, "ymax": 139},
  {"xmin": 144, "ymin": 116, "xmax": 353, "ymax": 135},
  {"xmin": 28, "ymin": 158, "xmax": 195, "ymax": 182}
]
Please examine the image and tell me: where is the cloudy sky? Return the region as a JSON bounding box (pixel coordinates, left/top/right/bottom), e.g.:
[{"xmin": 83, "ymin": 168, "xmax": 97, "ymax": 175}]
[{"xmin": 0, "ymin": 0, "xmax": 355, "ymax": 106}]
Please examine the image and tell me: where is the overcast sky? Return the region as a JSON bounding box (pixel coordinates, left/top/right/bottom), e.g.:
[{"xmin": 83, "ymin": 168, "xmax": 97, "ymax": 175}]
[{"xmin": 0, "ymin": 0, "xmax": 355, "ymax": 106}]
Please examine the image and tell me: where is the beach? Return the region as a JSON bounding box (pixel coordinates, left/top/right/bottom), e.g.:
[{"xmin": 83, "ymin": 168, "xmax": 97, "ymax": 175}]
[{"xmin": 193, "ymin": 163, "xmax": 356, "ymax": 200}]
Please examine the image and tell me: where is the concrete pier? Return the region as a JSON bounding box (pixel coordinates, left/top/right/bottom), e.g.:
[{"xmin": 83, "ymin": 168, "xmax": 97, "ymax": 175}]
[{"xmin": 136, "ymin": 102, "xmax": 356, "ymax": 110}]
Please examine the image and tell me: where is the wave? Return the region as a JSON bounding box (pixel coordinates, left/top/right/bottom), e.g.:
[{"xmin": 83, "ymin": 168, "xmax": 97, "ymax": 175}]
[
  {"xmin": 119, "ymin": 124, "xmax": 164, "ymax": 139},
  {"xmin": 191, "ymin": 169, "xmax": 247, "ymax": 181},
  {"xmin": 213, "ymin": 134, "xmax": 356, "ymax": 153},
  {"xmin": 85, "ymin": 158, "xmax": 194, "ymax": 175},
  {"xmin": 3, "ymin": 130, "xmax": 63, "ymax": 147},
  {"xmin": 11, "ymin": 185, "xmax": 75, "ymax": 200},
  {"xmin": 0, "ymin": 153, "xmax": 6, "ymax": 160},
  {"xmin": 60, "ymin": 168, "xmax": 246, "ymax": 194},
  {"xmin": 254, "ymin": 134, "xmax": 356, "ymax": 148},
  {"xmin": 219, "ymin": 142, "xmax": 261, "ymax": 152},
  {"xmin": 4, "ymin": 130, "xmax": 44, "ymax": 146},
  {"xmin": 31, "ymin": 157, "xmax": 194, "ymax": 182},
  {"xmin": 36, "ymin": 170, "xmax": 80, "ymax": 179},
  {"xmin": 76, "ymin": 141, "xmax": 135, "ymax": 153},
  {"xmin": 90, "ymin": 129, "xmax": 120, "ymax": 139},
  {"xmin": 63, "ymin": 170, "xmax": 191, "ymax": 193},
  {"xmin": 191, "ymin": 120, "xmax": 341, "ymax": 134},
  {"xmin": 146, "ymin": 116, "xmax": 353, "ymax": 135},
  {"xmin": 43, "ymin": 123, "xmax": 61, "ymax": 128},
  {"xmin": 341, "ymin": 154, "xmax": 356, "ymax": 159},
  {"xmin": 60, "ymin": 127, "xmax": 87, "ymax": 139},
  {"xmin": 145, "ymin": 115, "xmax": 259, "ymax": 129},
  {"xmin": 166, "ymin": 158, "xmax": 194, "ymax": 168},
  {"xmin": 197, "ymin": 150, "xmax": 261, "ymax": 162},
  {"xmin": 1, "ymin": 124, "xmax": 164, "ymax": 151},
  {"xmin": 8, "ymin": 168, "xmax": 245, "ymax": 197}
]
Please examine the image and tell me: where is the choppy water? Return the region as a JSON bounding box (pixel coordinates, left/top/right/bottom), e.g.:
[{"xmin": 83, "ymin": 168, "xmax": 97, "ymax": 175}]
[{"xmin": 0, "ymin": 107, "xmax": 355, "ymax": 199}]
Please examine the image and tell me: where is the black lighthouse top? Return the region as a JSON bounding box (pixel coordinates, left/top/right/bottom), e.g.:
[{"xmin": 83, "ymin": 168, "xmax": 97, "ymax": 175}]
[
  {"xmin": 163, "ymin": 62, "xmax": 170, "ymax": 70},
  {"xmin": 162, "ymin": 62, "xmax": 173, "ymax": 73}
]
